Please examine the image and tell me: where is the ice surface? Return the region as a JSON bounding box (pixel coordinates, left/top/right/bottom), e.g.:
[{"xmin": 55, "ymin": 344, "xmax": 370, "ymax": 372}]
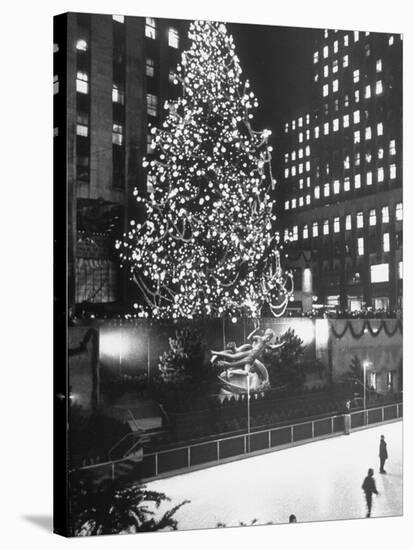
[{"xmin": 147, "ymin": 421, "xmax": 402, "ymax": 529}]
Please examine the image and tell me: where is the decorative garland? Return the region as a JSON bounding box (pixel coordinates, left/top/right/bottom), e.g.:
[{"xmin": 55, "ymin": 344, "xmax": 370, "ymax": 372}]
[{"xmin": 330, "ymin": 319, "xmax": 402, "ymax": 340}]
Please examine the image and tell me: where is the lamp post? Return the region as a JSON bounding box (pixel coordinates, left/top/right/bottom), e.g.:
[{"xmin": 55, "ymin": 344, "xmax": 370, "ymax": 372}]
[
  {"xmin": 247, "ymin": 374, "xmax": 250, "ymax": 453},
  {"xmin": 363, "ymin": 361, "xmax": 368, "ymax": 425}
]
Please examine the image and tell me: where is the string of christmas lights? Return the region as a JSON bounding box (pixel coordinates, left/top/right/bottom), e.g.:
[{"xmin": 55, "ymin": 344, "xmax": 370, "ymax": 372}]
[{"xmin": 117, "ymin": 20, "xmax": 293, "ymax": 319}]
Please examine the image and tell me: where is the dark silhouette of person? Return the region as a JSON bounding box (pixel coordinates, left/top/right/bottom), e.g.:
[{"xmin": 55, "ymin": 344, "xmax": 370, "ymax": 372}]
[
  {"xmin": 379, "ymin": 435, "xmax": 388, "ymax": 473},
  {"xmin": 362, "ymin": 468, "xmax": 379, "ymax": 517},
  {"xmin": 288, "ymin": 514, "xmax": 297, "ymax": 523}
]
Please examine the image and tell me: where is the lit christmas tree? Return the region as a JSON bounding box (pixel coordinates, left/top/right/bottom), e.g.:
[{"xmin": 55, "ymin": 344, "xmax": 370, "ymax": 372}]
[{"xmin": 118, "ymin": 20, "xmax": 293, "ymax": 319}]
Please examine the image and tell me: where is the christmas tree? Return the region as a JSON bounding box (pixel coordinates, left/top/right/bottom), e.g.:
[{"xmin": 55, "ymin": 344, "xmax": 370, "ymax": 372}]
[{"xmin": 118, "ymin": 20, "xmax": 293, "ymax": 319}]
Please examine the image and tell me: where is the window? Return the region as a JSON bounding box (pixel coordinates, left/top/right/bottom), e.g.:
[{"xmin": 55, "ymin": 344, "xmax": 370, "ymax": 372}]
[
  {"xmin": 333, "ymin": 180, "xmax": 340, "ymax": 194},
  {"xmin": 323, "ymin": 84, "xmax": 329, "ymax": 97},
  {"xmin": 389, "ymin": 35, "xmax": 394, "ymax": 46},
  {"xmin": 354, "ymin": 31, "xmax": 359, "ymax": 42},
  {"xmin": 284, "ymin": 229, "xmax": 289, "ymax": 241},
  {"xmin": 291, "ymin": 166, "xmax": 296, "ymax": 176},
  {"xmin": 298, "ymin": 196, "xmax": 303, "ymax": 207},
  {"xmin": 355, "ymin": 152, "xmax": 360, "ymax": 166},
  {"xmin": 169, "ymin": 70, "xmax": 176, "ymax": 84},
  {"xmin": 343, "ymin": 54, "xmax": 349, "ymax": 67},
  {"xmin": 366, "ymin": 152, "xmax": 372, "ymax": 163},
  {"xmin": 298, "ymin": 117, "xmax": 303, "ymax": 127},
  {"xmin": 323, "ymin": 45, "xmax": 329, "ymax": 58},
  {"xmin": 305, "ymin": 145, "xmax": 310, "ymax": 156},
  {"xmin": 146, "ymin": 58, "xmax": 155, "ymax": 77},
  {"xmin": 398, "ymin": 261, "xmax": 403, "ymax": 279},
  {"xmin": 323, "ymin": 220, "xmax": 329, "ymax": 235},
  {"xmin": 369, "ymin": 209, "xmax": 376, "ymax": 226},
  {"xmin": 306, "ymin": 129, "xmax": 310, "ymax": 140},
  {"xmin": 168, "ymin": 27, "xmax": 179, "ymax": 48},
  {"xmin": 390, "ymin": 164, "xmax": 396, "ymax": 179},
  {"xmin": 333, "ymin": 118, "xmax": 339, "ymax": 132},
  {"xmin": 285, "ymin": 200, "xmax": 290, "ymax": 210},
  {"xmin": 333, "ymin": 79, "xmax": 338, "ymax": 92},
  {"xmin": 306, "ymin": 114, "xmax": 310, "ymax": 124},
  {"xmin": 376, "ymin": 80, "xmax": 383, "ymax": 95},
  {"xmin": 334, "ymin": 40, "xmax": 338, "ymax": 53},
  {"xmin": 383, "ymin": 233, "xmax": 390, "ymax": 252},
  {"xmin": 365, "ymin": 127, "xmax": 372, "ymax": 140},
  {"xmin": 303, "ymin": 225, "xmax": 309, "ymax": 239},
  {"xmin": 293, "ymin": 225, "xmax": 298, "ymax": 241},
  {"xmin": 312, "ymin": 222, "xmax": 319, "ymax": 237},
  {"xmin": 314, "ymin": 186, "xmax": 320, "ymax": 199},
  {"xmin": 378, "ymin": 167, "xmax": 384, "ymax": 182},
  {"xmin": 366, "ymin": 171, "xmax": 372, "ymax": 186},
  {"xmin": 323, "ymin": 65, "xmax": 329, "ymax": 78},
  {"xmin": 354, "ymin": 89, "xmax": 360, "ymax": 103},
  {"xmin": 333, "ymin": 59, "xmax": 338, "ymax": 73},
  {"xmin": 377, "ymin": 122, "xmax": 383, "ymax": 136},
  {"xmin": 53, "ymin": 75, "xmax": 59, "ymax": 95},
  {"xmin": 395, "ymin": 202, "xmax": 403, "ymax": 220},
  {"xmin": 324, "ymin": 183, "xmax": 330, "ymax": 197},
  {"xmin": 292, "ymin": 150, "xmax": 296, "ymax": 161},
  {"xmin": 291, "ymin": 198, "xmax": 297, "ymax": 209},
  {"xmin": 292, "ymin": 120, "xmax": 296, "ymax": 130},
  {"xmin": 313, "ymin": 51, "xmax": 319, "ymax": 63},
  {"xmin": 76, "ymin": 39, "xmax": 88, "ymax": 51},
  {"xmin": 378, "ymin": 148, "xmax": 384, "ymax": 160},
  {"xmin": 344, "ymin": 177, "xmax": 350, "ymax": 191},
  {"xmin": 382, "ymin": 206, "xmax": 389, "ymax": 223},
  {"xmin": 147, "ymin": 93, "xmax": 158, "ymax": 117},
  {"xmin": 305, "ymin": 160, "xmax": 310, "ymax": 172},
  {"xmin": 112, "ymin": 15, "xmax": 124, "ymax": 23},
  {"xmin": 324, "ymin": 29, "xmax": 329, "ymax": 38},
  {"xmin": 345, "ymin": 214, "xmax": 352, "ymax": 230},
  {"xmin": 299, "ymin": 178, "xmax": 304, "ymax": 189},
  {"xmin": 145, "ymin": 17, "xmax": 156, "ymax": 39},
  {"xmin": 353, "ymin": 69, "xmax": 360, "ymax": 83},
  {"xmin": 355, "ymin": 174, "xmax": 361, "ymax": 189},
  {"xmin": 365, "ymin": 85, "xmax": 371, "ymax": 99},
  {"xmin": 314, "ymin": 126, "xmax": 320, "ymax": 138},
  {"xmin": 354, "ymin": 130, "xmax": 360, "ymax": 144},
  {"xmin": 299, "ymin": 132, "xmax": 303, "ymax": 143},
  {"xmin": 112, "ymin": 83, "xmax": 124, "ymax": 104},
  {"xmin": 334, "ymin": 217, "xmax": 340, "ymax": 233},
  {"xmin": 376, "ymin": 59, "xmax": 382, "ymax": 72},
  {"xmin": 365, "ymin": 43, "xmax": 371, "ymax": 56},
  {"xmin": 389, "ymin": 139, "xmax": 396, "ymax": 155},
  {"xmin": 76, "ymin": 112, "xmax": 89, "ymax": 137},
  {"xmin": 324, "ymin": 122, "xmax": 329, "ymax": 135},
  {"xmin": 344, "ymin": 155, "xmax": 350, "ymax": 169},
  {"xmin": 284, "ymin": 168, "xmax": 289, "ymax": 178},
  {"xmin": 344, "ymin": 34, "xmax": 349, "ymax": 46},
  {"xmin": 147, "ymin": 134, "xmax": 153, "ymax": 153},
  {"xmin": 353, "ymin": 110, "xmax": 360, "ymax": 124},
  {"xmin": 357, "ymin": 211, "xmax": 364, "ymax": 228},
  {"xmin": 357, "ymin": 237, "xmax": 364, "ymax": 255},
  {"xmin": 368, "ymin": 371, "xmax": 377, "ymax": 391},
  {"xmin": 112, "ymin": 123, "xmax": 123, "ymax": 146},
  {"xmin": 76, "ymin": 71, "xmax": 88, "ymax": 94},
  {"xmin": 306, "ymin": 194, "xmax": 311, "ymax": 205}
]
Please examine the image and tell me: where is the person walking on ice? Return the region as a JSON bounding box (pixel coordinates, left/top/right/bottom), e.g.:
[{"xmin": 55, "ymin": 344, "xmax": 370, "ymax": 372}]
[
  {"xmin": 362, "ymin": 468, "xmax": 379, "ymax": 518},
  {"xmin": 379, "ymin": 435, "xmax": 388, "ymax": 473}
]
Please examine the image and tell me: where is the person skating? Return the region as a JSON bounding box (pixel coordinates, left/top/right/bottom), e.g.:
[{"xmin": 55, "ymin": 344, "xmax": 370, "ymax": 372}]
[
  {"xmin": 362, "ymin": 468, "xmax": 379, "ymax": 517},
  {"xmin": 379, "ymin": 435, "xmax": 388, "ymax": 473}
]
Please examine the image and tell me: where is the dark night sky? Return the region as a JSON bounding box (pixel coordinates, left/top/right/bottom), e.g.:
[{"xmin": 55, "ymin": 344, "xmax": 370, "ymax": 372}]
[{"xmin": 228, "ymin": 22, "xmax": 323, "ymax": 140}]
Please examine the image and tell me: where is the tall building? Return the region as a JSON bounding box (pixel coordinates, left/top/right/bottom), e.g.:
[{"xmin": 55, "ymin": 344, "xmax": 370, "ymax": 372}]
[
  {"xmin": 54, "ymin": 13, "xmax": 188, "ymax": 316},
  {"xmin": 277, "ymin": 29, "xmax": 402, "ymax": 313}
]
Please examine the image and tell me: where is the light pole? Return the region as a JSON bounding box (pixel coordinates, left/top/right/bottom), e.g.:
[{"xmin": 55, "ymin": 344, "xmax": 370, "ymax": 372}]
[
  {"xmin": 363, "ymin": 361, "xmax": 369, "ymax": 425},
  {"xmin": 246, "ymin": 374, "xmax": 250, "ymax": 453}
]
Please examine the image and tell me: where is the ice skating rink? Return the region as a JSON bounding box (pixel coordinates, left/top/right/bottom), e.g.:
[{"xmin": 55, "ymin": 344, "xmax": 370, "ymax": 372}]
[{"xmin": 147, "ymin": 420, "xmax": 402, "ymax": 529}]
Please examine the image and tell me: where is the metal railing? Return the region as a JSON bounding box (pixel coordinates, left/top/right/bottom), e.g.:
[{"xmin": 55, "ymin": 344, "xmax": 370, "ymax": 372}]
[{"xmin": 72, "ymin": 401, "xmax": 402, "ymax": 483}]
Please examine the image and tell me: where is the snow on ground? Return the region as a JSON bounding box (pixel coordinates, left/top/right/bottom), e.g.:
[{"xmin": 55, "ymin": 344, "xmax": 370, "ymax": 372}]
[{"xmin": 147, "ymin": 420, "xmax": 402, "ymax": 529}]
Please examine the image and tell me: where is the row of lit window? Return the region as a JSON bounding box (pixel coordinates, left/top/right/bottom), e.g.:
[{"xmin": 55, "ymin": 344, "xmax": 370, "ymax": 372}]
[
  {"xmin": 284, "ymin": 146, "xmax": 311, "ymax": 163},
  {"xmin": 145, "ymin": 17, "xmax": 179, "ymax": 48},
  {"xmin": 146, "ymin": 57, "xmax": 176, "ymax": 84},
  {"xmin": 314, "ymin": 32, "xmax": 395, "ymax": 63},
  {"xmin": 318, "ymin": 58, "xmax": 382, "ymax": 82},
  {"xmin": 284, "ymin": 114, "xmax": 311, "ymax": 133},
  {"xmin": 322, "ymin": 78, "xmax": 383, "ymax": 99},
  {"xmin": 314, "ymin": 119, "xmax": 385, "ymax": 139}
]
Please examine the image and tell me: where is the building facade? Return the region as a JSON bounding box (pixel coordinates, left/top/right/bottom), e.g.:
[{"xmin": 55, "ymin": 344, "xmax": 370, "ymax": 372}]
[
  {"xmin": 277, "ymin": 29, "xmax": 402, "ymax": 313},
  {"xmin": 54, "ymin": 13, "xmax": 188, "ymax": 316}
]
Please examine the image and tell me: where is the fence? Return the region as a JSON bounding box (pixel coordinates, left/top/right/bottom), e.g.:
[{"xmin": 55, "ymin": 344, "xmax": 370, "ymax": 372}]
[{"xmin": 72, "ymin": 402, "xmax": 402, "ymax": 483}]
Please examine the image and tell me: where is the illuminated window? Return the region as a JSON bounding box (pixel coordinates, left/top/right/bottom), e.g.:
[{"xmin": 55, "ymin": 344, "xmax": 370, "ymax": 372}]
[
  {"xmin": 344, "ymin": 177, "xmax": 350, "ymax": 191},
  {"xmin": 353, "ymin": 69, "xmax": 360, "ymax": 83},
  {"xmin": 285, "ymin": 123, "xmax": 289, "ymax": 133},
  {"xmin": 382, "ymin": 206, "xmax": 389, "ymax": 223},
  {"xmin": 333, "ymin": 79, "xmax": 338, "ymax": 92},
  {"xmin": 323, "ymin": 65, "xmax": 329, "ymax": 78},
  {"xmin": 389, "ymin": 139, "xmax": 396, "ymax": 155},
  {"xmin": 298, "ymin": 116, "xmax": 303, "ymax": 127},
  {"xmin": 343, "ymin": 54, "xmax": 349, "ymax": 67},
  {"xmin": 285, "ymin": 200, "xmax": 290, "ymax": 210},
  {"xmin": 365, "ymin": 85, "xmax": 371, "ymax": 98},
  {"xmin": 299, "ymin": 196, "xmax": 304, "ymax": 207},
  {"xmin": 371, "ymin": 264, "xmax": 389, "ymax": 283},
  {"xmin": 389, "ymin": 35, "xmax": 394, "ymax": 46},
  {"xmin": 306, "ymin": 194, "xmax": 311, "ymax": 205},
  {"xmin": 76, "ymin": 71, "xmax": 88, "ymax": 94},
  {"xmin": 305, "ymin": 145, "xmax": 310, "ymax": 156},
  {"xmin": 383, "ymin": 233, "xmax": 390, "ymax": 252},
  {"xmin": 365, "ymin": 43, "xmax": 371, "ymax": 56},
  {"xmin": 291, "ymin": 198, "xmax": 297, "ymax": 209},
  {"xmin": 354, "ymin": 130, "xmax": 360, "ymax": 144},
  {"xmin": 333, "ymin": 118, "xmax": 339, "ymax": 132},
  {"xmin": 324, "ymin": 183, "xmax": 330, "ymax": 197},
  {"xmin": 324, "ymin": 122, "xmax": 329, "ymax": 135},
  {"xmin": 299, "ymin": 132, "xmax": 303, "ymax": 143},
  {"xmin": 354, "ymin": 31, "xmax": 359, "ymax": 41},
  {"xmin": 323, "ymin": 45, "xmax": 329, "ymax": 58},
  {"xmin": 376, "ymin": 80, "xmax": 383, "ymax": 95},
  {"xmin": 112, "ymin": 123, "xmax": 124, "ymax": 146},
  {"xmin": 365, "ymin": 127, "xmax": 372, "ymax": 140},
  {"xmin": 345, "ymin": 214, "xmax": 352, "ymax": 230},
  {"xmin": 299, "ymin": 178, "xmax": 304, "ymax": 189},
  {"xmin": 306, "ymin": 160, "xmax": 310, "ymax": 172},
  {"xmin": 312, "ymin": 222, "xmax": 319, "ymax": 237},
  {"xmin": 293, "ymin": 225, "xmax": 298, "ymax": 241},
  {"xmin": 53, "ymin": 75, "xmax": 59, "ymax": 94},
  {"xmin": 344, "ymin": 34, "xmax": 349, "ymax": 46},
  {"xmin": 306, "ymin": 114, "xmax": 310, "ymax": 124},
  {"xmin": 334, "ymin": 217, "xmax": 340, "ymax": 233},
  {"xmin": 357, "ymin": 211, "xmax": 364, "ymax": 228},
  {"xmin": 306, "ymin": 129, "xmax": 310, "ymax": 140},
  {"xmin": 298, "ymin": 148, "xmax": 303, "ymax": 159},
  {"xmin": 357, "ymin": 237, "xmax": 364, "ymax": 255},
  {"xmin": 334, "ymin": 40, "xmax": 338, "ymax": 53},
  {"xmin": 333, "ymin": 59, "xmax": 338, "ymax": 73},
  {"xmin": 376, "ymin": 59, "xmax": 382, "ymax": 72},
  {"xmin": 147, "ymin": 134, "xmax": 153, "ymax": 153},
  {"xmin": 314, "ymin": 185, "xmax": 320, "ymax": 199},
  {"xmin": 366, "ymin": 152, "xmax": 372, "ymax": 163},
  {"xmin": 390, "ymin": 164, "xmax": 396, "ymax": 179},
  {"xmin": 324, "ymin": 29, "xmax": 329, "ymax": 38},
  {"xmin": 146, "ymin": 57, "xmax": 155, "ymax": 77},
  {"xmin": 344, "ymin": 155, "xmax": 350, "ymax": 170},
  {"xmin": 299, "ymin": 163, "xmax": 303, "ymax": 174},
  {"xmin": 366, "ymin": 172, "xmax": 372, "ymax": 186},
  {"xmin": 145, "ymin": 17, "xmax": 157, "ymax": 39},
  {"xmin": 284, "ymin": 229, "xmax": 289, "ymax": 241},
  {"xmin": 355, "ymin": 152, "xmax": 360, "ymax": 166},
  {"xmin": 284, "ymin": 168, "xmax": 289, "ymax": 178},
  {"xmin": 323, "ymin": 84, "xmax": 329, "ymax": 97},
  {"xmin": 398, "ymin": 261, "xmax": 403, "ymax": 279},
  {"xmin": 395, "ymin": 202, "xmax": 403, "ymax": 220},
  {"xmin": 147, "ymin": 93, "xmax": 158, "ymax": 117},
  {"xmin": 354, "ymin": 89, "xmax": 360, "ymax": 103},
  {"xmin": 112, "ymin": 83, "xmax": 124, "ymax": 104},
  {"xmin": 76, "ymin": 112, "xmax": 88, "ymax": 137},
  {"xmin": 323, "ymin": 220, "xmax": 329, "ymax": 235},
  {"xmin": 314, "ymin": 51, "xmax": 319, "ymax": 63},
  {"xmin": 303, "ymin": 225, "xmax": 309, "ymax": 239},
  {"xmin": 291, "ymin": 166, "xmax": 296, "ymax": 176},
  {"xmin": 333, "ymin": 180, "xmax": 340, "ymax": 194},
  {"xmin": 377, "ymin": 122, "xmax": 383, "ymax": 136},
  {"xmin": 169, "ymin": 70, "xmax": 176, "ymax": 84},
  {"xmin": 292, "ymin": 120, "xmax": 296, "ymax": 130},
  {"xmin": 378, "ymin": 167, "xmax": 384, "ymax": 182},
  {"xmin": 378, "ymin": 148, "xmax": 384, "ymax": 160},
  {"xmin": 314, "ymin": 126, "xmax": 320, "ymax": 138},
  {"xmin": 355, "ymin": 174, "xmax": 361, "ymax": 189},
  {"xmin": 369, "ymin": 209, "xmax": 376, "ymax": 226},
  {"xmin": 168, "ymin": 28, "xmax": 179, "ymax": 48},
  {"xmin": 76, "ymin": 39, "xmax": 88, "ymax": 51},
  {"xmin": 292, "ymin": 150, "xmax": 296, "ymax": 161},
  {"xmin": 353, "ymin": 110, "xmax": 360, "ymax": 124},
  {"xmin": 112, "ymin": 15, "xmax": 124, "ymax": 23}
]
